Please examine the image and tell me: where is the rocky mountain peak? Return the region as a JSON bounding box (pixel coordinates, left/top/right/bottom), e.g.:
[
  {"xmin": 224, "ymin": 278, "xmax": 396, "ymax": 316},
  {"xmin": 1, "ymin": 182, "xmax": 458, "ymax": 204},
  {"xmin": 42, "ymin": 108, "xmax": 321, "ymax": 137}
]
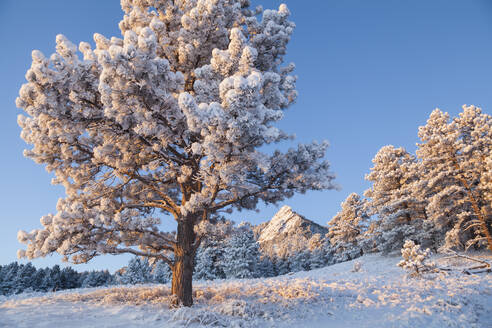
[{"xmin": 254, "ymin": 205, "xmax": 328, "ymax": 258}]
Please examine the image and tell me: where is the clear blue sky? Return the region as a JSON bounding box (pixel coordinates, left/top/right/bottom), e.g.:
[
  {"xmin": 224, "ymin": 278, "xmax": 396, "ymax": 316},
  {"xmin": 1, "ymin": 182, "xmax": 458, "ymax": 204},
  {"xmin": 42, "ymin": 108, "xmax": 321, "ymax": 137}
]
[{"xmin": 1, "ymin": 0, "xmax": 491, "ymax": 272}]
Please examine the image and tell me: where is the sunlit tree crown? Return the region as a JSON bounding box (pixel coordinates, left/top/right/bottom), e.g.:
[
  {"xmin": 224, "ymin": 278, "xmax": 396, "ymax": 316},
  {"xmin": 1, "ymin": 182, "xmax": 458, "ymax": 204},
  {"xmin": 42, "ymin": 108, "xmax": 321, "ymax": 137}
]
[{"xmin": 16, "ymin": 0, "xmax": 336, "ymax": 265}]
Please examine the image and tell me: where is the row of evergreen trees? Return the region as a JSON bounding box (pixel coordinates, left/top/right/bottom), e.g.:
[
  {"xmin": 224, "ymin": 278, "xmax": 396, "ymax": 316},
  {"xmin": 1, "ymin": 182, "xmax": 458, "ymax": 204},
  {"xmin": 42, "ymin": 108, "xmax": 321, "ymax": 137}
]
[
  {"xmin": 0, "ymin": 262, "xmax": 112, "ymax": 296},
  {"xmin": 194, "ymin": 222, "xmax": 335, "ymax": 280},
  {"xmin": 326, "ymin": 106, "xmax": 492, "ymax": 260},
  {"xmin": 111, "ymin": 222, "xmax": 335, "ymax": 285},
  {"xmin": 0, "ymin": 258, "xmax": 172, "ymax": 296},
  {"xmin": 1, "ymin": 222, "xmax": 335, "ymax": 295}
]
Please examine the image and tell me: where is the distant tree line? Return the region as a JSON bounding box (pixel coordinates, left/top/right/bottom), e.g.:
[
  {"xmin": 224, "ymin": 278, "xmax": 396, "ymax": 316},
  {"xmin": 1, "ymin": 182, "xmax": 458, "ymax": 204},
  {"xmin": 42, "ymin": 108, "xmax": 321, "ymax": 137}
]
[
  {"xmin": 192, "ymin": 221, "xmax": 331, "ymax": 280},
  {"xmin": 1, "ymin": 222, "xmax": 335, "ymax": 295},
  {"xmin": 0, "ymin": 262, "xmax": 111, "ymax": 295}
]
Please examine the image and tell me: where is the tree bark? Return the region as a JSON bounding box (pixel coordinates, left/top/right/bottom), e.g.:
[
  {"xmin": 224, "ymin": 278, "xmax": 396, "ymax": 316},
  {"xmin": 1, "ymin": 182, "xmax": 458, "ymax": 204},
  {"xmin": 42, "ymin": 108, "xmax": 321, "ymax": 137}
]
[
  {"xmin": 465, "ymin": 190, "xmax": 492, "ymax": 252},
  {"xmin": 171, "ymin": 217, "xmax": 196, "ymax": 307},
  {"xmin": 451, "ymin": 161, "xmax": 492, "ymax": 252}
]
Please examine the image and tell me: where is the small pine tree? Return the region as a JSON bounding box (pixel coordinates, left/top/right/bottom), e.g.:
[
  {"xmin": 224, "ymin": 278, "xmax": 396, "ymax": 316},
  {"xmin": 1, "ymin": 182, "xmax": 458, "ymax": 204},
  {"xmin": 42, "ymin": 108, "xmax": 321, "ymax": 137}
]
[
  {"xmin": 274, "ymin": 257, "xmax": 290, "ymax": 276},
  {"xmin": 397, "ymin": 240, "xmax": 435, "ymax": 277},
  {"xmin": 81, "ymin": 271, "xmax": 98, "ymax": 288},
  {"xmin": 194, "ymin": 243, "xmax": 223, "ymax": 280},
  {"xmin": 194, "ymin": 219, "xmax": 237, "ymax": 280},
  {"xmin": 118, "ymin": 257, "xmax": 152, "ymax": 284},
  {"xmin": 256, "ymin": 257, "xmax": 275, "ymax": 278},
  {"xmin": 327, "ymin": 193, "xmax": 368, "ymax": 261},
  {"xmin": 0, "ymin": 262, "xmax": 19, "ymax": 295},
  {"xmin": 60, "ymin": 267, "xmax": 81, "ymax": 290},
  {"xmin": 14, "ymin": 263, "xmax": 37, "ymax": 293},
  {"xmin": 153, "ymin": 260, "xmax": 172, "ymax": 284},
  {"xmin": 222, "ymin": 225, "xmax": 261, "ymax": 279},
  {"xmin": 29, "ymin": 268, "xmax": 45, "ymax": 292},
  {"xmin": 82, "ymin": 270, "xmax": 113, "ymax": 288},
  {"xmin": 309, "ymin": 248, "xmax": 327, "ymax": 269},
  {"xmin": 46, "ymin": 265, "xmax": 63, "ymax": 291},
  {"xmin": 289, "ymin": 250, "xmax": 311, "ymax": 272},
  {"xmin": 37, "ymin": 268, "xmax": 52, "ymax": 292}
]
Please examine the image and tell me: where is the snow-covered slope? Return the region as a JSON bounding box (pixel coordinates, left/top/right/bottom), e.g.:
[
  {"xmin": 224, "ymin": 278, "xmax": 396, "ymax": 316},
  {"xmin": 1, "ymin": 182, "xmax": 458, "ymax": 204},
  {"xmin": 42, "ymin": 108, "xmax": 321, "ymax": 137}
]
[
  {"xmin": 1, "ymin": 253, "xmax": 490, "ymax": 328},
  {"xmin": 254, "ymin": 205, "xmax": 328, "ymax": 258}
]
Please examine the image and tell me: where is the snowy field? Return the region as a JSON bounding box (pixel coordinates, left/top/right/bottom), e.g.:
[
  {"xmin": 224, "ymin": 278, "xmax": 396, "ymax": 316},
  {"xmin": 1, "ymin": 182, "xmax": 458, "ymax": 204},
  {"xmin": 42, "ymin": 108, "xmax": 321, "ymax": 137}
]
[{"xmin": 0, "ymin": 254, "xmax": 491, "ymax": 328}]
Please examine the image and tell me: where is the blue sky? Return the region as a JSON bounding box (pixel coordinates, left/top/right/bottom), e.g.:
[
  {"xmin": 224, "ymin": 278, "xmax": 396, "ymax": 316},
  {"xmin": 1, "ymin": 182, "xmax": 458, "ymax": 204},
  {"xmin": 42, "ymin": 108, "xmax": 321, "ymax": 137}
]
[{"xmin": 1, "ymin": 0, "xmax": 491, "ymax": 272}]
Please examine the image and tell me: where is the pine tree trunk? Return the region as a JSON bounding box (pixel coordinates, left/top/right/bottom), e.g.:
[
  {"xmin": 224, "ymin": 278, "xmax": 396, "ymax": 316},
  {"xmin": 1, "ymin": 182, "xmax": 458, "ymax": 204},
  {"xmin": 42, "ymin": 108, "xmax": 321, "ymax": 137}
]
[
  {"xmin": 452, "ymin": 161, "xmax": 492, "ymax": 252},
  {"xmin": 171, "ymin": 217, "xmax": 196, "ymax": 307},
  {"xmin": 467, "ymin": 193, "xmax": 492, "ymax": 252}
]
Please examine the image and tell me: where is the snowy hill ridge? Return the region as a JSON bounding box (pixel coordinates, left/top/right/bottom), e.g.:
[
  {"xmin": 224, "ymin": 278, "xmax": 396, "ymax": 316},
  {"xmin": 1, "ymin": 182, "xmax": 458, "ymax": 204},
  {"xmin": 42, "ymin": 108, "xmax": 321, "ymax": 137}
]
[{"xmin": 254, "ymin": 205, "xmax": 328, "ymax": 258}]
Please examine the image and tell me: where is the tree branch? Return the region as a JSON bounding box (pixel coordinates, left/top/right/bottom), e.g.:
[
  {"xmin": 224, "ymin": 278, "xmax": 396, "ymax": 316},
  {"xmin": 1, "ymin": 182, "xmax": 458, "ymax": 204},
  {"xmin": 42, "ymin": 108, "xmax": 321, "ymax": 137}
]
[{"xmin": 107, "ymin": 247, "xmax": 174, "ymax": 267}]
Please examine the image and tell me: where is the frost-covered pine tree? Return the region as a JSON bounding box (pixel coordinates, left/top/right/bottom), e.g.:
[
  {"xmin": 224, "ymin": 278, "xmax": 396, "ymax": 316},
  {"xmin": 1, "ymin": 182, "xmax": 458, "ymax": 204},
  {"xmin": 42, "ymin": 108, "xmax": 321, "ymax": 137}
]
[
  {"xmin": 289, "ymin": 249, "xmax": 311, "ymax": 272},
  {"xmin": 193, "ymin": 241, "xmax": 224, "ymax": 280},
  {"xmin": 0, "ymin": 262, "xmax": 19, "ymax": 295},
  {"xmin": 29, "ymin": 268, "xmax": 44, "ymax": 292},
  {"xmin": 327, "ymin": 193, "xmax": 368, "ymax": 260},
  {"xmin": 81, "ymin": 272, "xmax": 99, "ymax": 288},
  {"xmin": 480, "ymin": 154, "xmax": 492, "ymax": 228},
  {"xmin": 82, "ymin": 270, "xmax": 113, "ymax": 288},
  {"xmin": 307, "ymin": 233, "xmax": 328, "ymax": 269},
  {"xmin": 193, "ymin": 219, "xmax": 232, "ymax": 280},
  {"xmin": 153, "ymin": 259, "xmax": 172, "ymax": 284},
  {"xmin": 364, "ymin": 146, "xmax": 428, "ymax": 253},
  {"xmin": 118, "ymin": 257, "xmax": 152, "ymax": 284},
  {"xmin": 416, "ymin": 106, "xmax": 492, "ymax": 251},
  {"xmin": 222, "ymin": 224, "xmax": 261, "ymax": 279},
  {"xmin": 397, "ymin": 240, "xmax": 435, "ymax": 277},
  {"xmin": 45, "ymin": 265, "xmax": 62, "ymax": 292},
  {"xmin": 14, "ymin": 263, "xmax": 37, "ymax": 293},
  {"xmin": 309, "ymin": 248, "xmax": 327, "ymax": 269},
  {"xmin": 36, "ymin": 268, "xmax": 51, "ymax": 292},
  {"xmin": 256, "ymin": 256, "xmax": 275, "ymax": 277},
  {"xmin": 274, "ymin": 257, "xmax": 290, "ymax": 276},
  {"xmin": 60, "ymin": 267, "xmax": 81, "ymax": 289},
  {"xmin": 16, "ymin": 0, "xmax": 336, "ymax": 306}
]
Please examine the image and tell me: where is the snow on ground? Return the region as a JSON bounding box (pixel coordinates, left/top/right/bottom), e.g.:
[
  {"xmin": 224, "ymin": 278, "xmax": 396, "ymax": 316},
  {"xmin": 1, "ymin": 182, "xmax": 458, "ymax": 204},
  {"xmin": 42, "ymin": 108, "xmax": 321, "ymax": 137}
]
[{"xmin": 0, "ymin": 254, "xmax": 491, "ymax": 328}]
